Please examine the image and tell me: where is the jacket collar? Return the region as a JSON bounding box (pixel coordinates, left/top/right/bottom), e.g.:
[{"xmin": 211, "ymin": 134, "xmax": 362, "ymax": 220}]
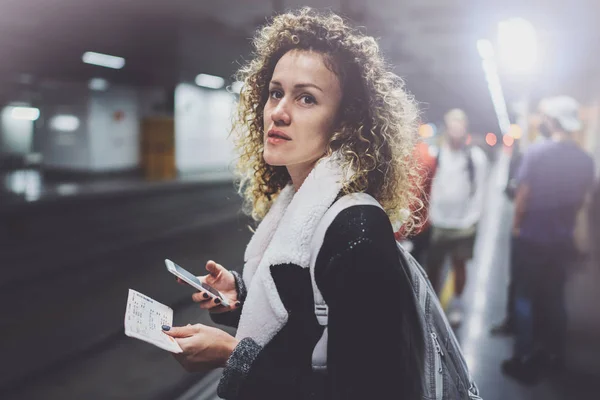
[{"xmin": 236, "ymin": 154, "xmax": 348, "ymax": 345}]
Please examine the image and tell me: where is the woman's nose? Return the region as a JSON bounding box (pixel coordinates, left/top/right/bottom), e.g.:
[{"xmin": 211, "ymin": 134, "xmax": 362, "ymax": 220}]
[{"xmin": 271, "ymin": 100, "xmax": 291, "ymax": 125}]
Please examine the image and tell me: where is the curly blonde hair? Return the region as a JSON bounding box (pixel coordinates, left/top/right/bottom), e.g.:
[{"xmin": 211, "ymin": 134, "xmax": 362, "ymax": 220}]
[{"xmin": 232, "ymin": 7, "xmax": 422, "ymax": 232}]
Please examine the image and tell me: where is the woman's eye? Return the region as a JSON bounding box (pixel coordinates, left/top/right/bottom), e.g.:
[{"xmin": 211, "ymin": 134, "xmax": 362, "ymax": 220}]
[
  {"xmin": 300, "ymin": 95, "xmax": 316, "ymax": 105},
  {"xmin": 270, "ymin": 90, "xmax": 283, "ymax": 99}
]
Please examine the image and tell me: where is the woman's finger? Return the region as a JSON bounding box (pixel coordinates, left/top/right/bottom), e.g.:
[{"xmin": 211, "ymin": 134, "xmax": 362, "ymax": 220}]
[
  {"xmin": 199, "ymin": 300, "xmax": 221, "ymax": 310},
  {"xmin": 192, "ymin": 291, "xmax": 211, "ymax": 303},
  {"xmin": 205, "ymin": 260, "xmax": 224, "ymax": 278},
  {"xmin": 207, "ymin": 300, "xmax": 242, "ymax": 314}
]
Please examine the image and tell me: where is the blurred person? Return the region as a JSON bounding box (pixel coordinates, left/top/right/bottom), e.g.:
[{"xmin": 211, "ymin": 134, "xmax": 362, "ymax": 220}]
[
  {"xmin": 502, "ymin": 96, "xmax": 595, "ymax": 384},
  {"xmin": 161, "ymin": 9, "xmax": 426, "ymax": 400},
  {"xmin": 427, "ymin": 109, "xmax": 488, "ymax": 326},
  {"xmin": 491, "ymin": 122, "xmax": 553, "ymax": 335},
  {"xmin": 593, "ymin": 178, "xmax": 600, "ymax": 264},
  {"xmin": 396, "ymin": 140, "xmax": 437, "ymax": 264}
]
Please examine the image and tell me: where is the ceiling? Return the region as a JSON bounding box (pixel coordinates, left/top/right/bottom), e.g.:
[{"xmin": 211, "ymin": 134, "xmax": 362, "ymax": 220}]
[{"xmin": 1, "ymin": 0, "xmax": 599, "ymax": 134}]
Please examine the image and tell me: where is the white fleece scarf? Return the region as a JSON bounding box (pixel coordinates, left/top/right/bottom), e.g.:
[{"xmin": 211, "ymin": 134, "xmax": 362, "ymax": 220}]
[{"xmin": 235, "ymin": 155, "xmax": 348, "ymax": 346}]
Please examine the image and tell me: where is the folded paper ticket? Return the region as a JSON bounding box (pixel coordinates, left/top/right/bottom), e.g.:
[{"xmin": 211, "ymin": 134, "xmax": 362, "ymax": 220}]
[{"xmin": 124, "ymin": 289, "xmax": 182, "ymax": 353}]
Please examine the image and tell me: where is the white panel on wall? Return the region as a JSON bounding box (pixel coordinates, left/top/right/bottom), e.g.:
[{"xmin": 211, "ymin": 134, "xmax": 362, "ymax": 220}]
[
  {"xmin": 175, "ymin": 83, "xmax": 235, "ymax": 172},
  {"xmin": 1, "ymin": 106, "xmax": 34, "ymax": 154},
  {"xmin": 38, "ymin": 81, "xmax": 91, "ymax": 170},
  {"xmin": 88, "ymin": 87, "xmax": 140, "ymax": 171}
]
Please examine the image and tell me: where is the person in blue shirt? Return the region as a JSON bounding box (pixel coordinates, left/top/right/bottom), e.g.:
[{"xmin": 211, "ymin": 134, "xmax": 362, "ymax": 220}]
[{"xmin": 502, "ymin": 96, "xmax": 595, "ymax": 384}]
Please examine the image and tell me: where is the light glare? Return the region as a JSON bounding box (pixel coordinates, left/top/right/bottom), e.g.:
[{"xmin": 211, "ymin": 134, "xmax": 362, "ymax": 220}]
[
  {"xmin": 11, "ymin": 107, "xmax": 40, "ymax": 121},
  {"xmin": 49, "ymin": 115, "xmax": 80, "ymax": 132},
  {"xmin": 508, "ymin": 124, "xmax": 522, "ymax": 139},
  {"xmin": 82, "ymin": 51, "xmax": 125, "ymax": 69},
  {"xmin": 486, "ymin": 133, "xmax": 498, "ymax": 147},
  {"xmin": 195, "ymin": 74, "xmax": 225, "ymax": 89},
  {"xmin": 418, "ymin": 124, "xmax": 434, "ymax": 138},
  {"xmin": 498, "ymin": 18, "xmax": 537, "ymax": 73},
  {"xmin": 476, "ymin": 39, "xmax": 495, "ymax": 60},
  {"xmin": 480, "ymin": 58, "xmax": 511, "ymax": 134},
  {"xmin": 89, "ymin": 78, "xmax": 109, "ymax": 91}
]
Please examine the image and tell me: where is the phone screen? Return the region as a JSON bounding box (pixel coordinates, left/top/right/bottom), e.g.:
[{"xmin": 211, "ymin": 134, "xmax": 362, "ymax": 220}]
[{"xmin": 169, "ymin": 261, "xmax": 223, "ymax": 299}]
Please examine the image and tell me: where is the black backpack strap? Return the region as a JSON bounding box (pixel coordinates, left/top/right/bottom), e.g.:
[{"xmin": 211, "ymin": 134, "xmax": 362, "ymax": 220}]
[
  {"xmin": 309, "ymin": 193, "xmax": 382, "ymax": 372},
  {"xmin": 465, "ymin": 147, "xmax": 476, "ymax": 197}
]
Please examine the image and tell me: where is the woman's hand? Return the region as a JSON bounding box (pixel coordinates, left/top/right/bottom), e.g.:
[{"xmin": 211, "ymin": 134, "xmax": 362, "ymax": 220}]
[
  {"xmin": 179, "ymin": 260, "xmax": 241, "ymax": 314},
  {"xmin": 163, "ymin": 324, "xmax": 238, "ymax": 372}
]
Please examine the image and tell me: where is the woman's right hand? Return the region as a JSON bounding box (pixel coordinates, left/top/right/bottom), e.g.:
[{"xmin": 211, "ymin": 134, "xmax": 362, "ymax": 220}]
[{"xmin": 179, "ymin": 260, "xmax": 241, "ymax": 314}]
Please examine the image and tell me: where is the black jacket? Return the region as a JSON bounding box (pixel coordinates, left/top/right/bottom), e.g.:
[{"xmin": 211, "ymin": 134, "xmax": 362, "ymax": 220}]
[{"xmin": 213, "ymin": 205, "xmax": 424, "ymax": 400}]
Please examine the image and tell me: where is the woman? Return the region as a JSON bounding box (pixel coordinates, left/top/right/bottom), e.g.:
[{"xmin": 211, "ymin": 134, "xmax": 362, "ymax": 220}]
[{"xmin": 163, "ymin": 8, "xmax": 425, "ymax": 399}]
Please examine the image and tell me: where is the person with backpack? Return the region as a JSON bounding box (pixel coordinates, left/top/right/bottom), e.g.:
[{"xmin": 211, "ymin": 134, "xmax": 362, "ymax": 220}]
[
  {"xmin": 592, "ymin": 178, "xmax": 600, "ymax": 266},
  {"xmin": 159, "ymin": 9, "xmax": 481, "ymax": 400},
  {"xmin": 502, "ymin": 96, "xmax": 595, "ymax": 384},
  {"xmin": 427, "ymin": 109, "xmax": 488, "ymax": 326}
]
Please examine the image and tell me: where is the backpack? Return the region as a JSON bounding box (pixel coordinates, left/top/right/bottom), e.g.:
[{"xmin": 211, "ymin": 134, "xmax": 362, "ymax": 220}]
[{"xmin": 309, "ymin": 193, "xmax": 482, "ymax": 400}]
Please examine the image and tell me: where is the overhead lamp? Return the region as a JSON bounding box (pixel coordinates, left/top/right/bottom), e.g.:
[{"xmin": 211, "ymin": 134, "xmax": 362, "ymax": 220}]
[
  {"xmin": 498, "ymin": 18, "xmax": 537, "ymax": 73},
  {"xmin": 11, "ymin": 106, "xmax": 40, "ymax": 121},
  {"xmin": 89, "ymin": 78, "xmax": 109, "ymax": 91},
  {"xmin": 49, "ymin": 115, "xmax": 80, "ymax": 132},
  {"xmin": 477, "ymin": 39, "xmax": 511, "ymax": 135},
  {"xmin": 476, "ymin": 39, "xmax": 495, "ymax": 61},
  {"xmin": 195, "ymin": 73, "xmax": 225, "ymax": 89},
  {"xmin": 82, "ymin": 51, "xmax": 126, "ymax": 69}
]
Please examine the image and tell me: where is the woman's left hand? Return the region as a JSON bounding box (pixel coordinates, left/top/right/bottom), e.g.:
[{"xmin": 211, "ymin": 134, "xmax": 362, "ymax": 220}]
[{"xmin": 163, "ymin": 324, "xmax": 238, "ymax": 372}]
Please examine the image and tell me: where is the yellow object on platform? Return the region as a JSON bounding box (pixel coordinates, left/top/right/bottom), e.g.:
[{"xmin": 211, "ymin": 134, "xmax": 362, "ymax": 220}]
[{"xmin": 440, "ymin": 269, "xmax": 455, "ymax": 311}]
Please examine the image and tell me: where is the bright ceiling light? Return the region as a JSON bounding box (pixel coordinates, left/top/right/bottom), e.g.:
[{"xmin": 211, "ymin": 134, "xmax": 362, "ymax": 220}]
[
  {"xmin": 82, "ymin": 51, "xmax": 125, "ymax": 69},
  {"xmin": 89, "ymin": 78, "xmax": 109, "ymax": 91},
  {"xmin": 498, "ymin": 18, "xmax": 537, "ymax": 73},
  {"xmin": 49, "ymin": 115, "xmax": 80, "ymax": 132},
  {"xmin": 231, "ymin": 81, "xmax": 244, "ymax": 94},
  {"xmin": 476, "ymin": 39, "xmax": 495, "ymax": 61},
  {"xmin": 11, "ymin": 106, "xmax": 40, "ymax": 121},
  {"xmin": 195, "ymin": 73, "xmax": 225, "ymax": 89},
  {"xmin": 480, "ymin": 58, "xmax": 511, "ymax": 134}
]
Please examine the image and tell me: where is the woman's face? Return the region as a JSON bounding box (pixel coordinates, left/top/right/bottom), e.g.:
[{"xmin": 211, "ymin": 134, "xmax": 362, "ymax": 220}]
[{"xmin": 263, "ymin": 49, "xmax": 343, "ymax": 168}]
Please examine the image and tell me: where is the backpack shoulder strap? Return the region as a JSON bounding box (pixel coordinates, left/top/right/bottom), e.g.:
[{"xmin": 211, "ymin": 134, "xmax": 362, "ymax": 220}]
[
  {"xmin": 465, "ymin": 146, "xmax": 476, "ymax": 196},
  {"xmin": 309, "ymin": 192, "xmax": 382, "ymax": 372}
]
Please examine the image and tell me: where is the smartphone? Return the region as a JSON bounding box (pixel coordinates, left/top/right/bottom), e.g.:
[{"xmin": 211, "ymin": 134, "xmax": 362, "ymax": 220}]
[{"xmin": 165, "ymin": 259, "xmax": 229, "ymax": 307}]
